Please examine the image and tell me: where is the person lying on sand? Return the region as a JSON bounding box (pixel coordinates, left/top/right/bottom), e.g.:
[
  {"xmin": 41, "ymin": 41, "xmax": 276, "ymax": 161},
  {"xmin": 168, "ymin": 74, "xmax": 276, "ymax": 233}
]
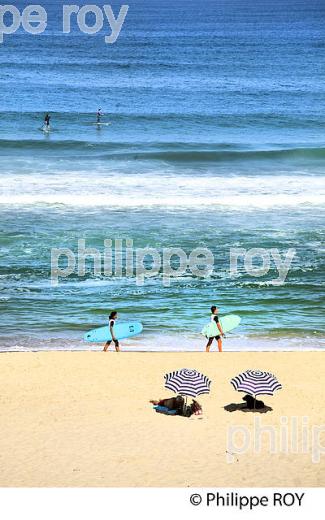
[
  {"xmin": 150, "ymin": 396, "xmax": 185, "ymax": 413},
  {"xmin": 150, "ymin": 397, "xmax": 202, "ymax": 417},
  {"xmin": 103, "ymin": 311, "xmax": 120, "ymax": 352}
]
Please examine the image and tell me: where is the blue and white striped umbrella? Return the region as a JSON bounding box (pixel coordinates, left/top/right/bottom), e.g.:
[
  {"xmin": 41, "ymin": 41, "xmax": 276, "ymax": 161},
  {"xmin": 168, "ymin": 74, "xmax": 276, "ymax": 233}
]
[
  {"xmin": 164, "ymin": 368, "xmax": 211, "ymax": 398},
  {"xmin": 231, "ymin": 370, "xmax": 282, "ymax": 397}
]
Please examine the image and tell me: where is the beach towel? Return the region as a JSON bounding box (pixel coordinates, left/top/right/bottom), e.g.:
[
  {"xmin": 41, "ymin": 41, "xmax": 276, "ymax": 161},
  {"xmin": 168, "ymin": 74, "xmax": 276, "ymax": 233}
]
[{"xmin": 154, "ymin": 405, "xmax": 178, "ymax": 415}]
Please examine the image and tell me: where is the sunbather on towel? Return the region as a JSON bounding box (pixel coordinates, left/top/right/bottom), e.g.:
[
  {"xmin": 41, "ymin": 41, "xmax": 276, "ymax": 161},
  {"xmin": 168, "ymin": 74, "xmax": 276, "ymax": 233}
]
[
  {"xmin": 150, "ymin": 396, "xmax": 185, "ymax": 414},
  {"xmin": 150, "ymin": 397, "xmax": 202, "ymax": 416}
]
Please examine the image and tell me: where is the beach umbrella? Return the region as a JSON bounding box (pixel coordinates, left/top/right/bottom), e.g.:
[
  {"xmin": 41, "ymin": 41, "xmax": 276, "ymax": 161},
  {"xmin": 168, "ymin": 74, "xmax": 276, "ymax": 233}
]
[
  {"xmin": 230, "ymin": 369, "xmax": 282, "ymax": 398},
  {"xmin": 164, "ymin": 368, "xmax": 211, "ymax": 402}
]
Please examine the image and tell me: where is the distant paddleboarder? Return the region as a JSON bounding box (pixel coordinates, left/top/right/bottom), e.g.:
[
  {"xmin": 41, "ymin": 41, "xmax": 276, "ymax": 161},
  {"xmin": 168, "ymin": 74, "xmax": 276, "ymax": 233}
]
[
  {"xmin": 43, "ymin": 113, "xmax": 51, "ymax": 133},
  {"xmin": 96, "ymin": 108, "xmax": 103, "ymax": 123},
  {"xmin": 44, "ymin": 113, "xmax": 51, "ymax": 129}
]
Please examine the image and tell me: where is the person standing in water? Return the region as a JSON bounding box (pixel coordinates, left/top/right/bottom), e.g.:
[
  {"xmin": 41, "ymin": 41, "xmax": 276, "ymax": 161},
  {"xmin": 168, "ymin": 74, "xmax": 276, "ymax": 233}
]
[
  {"xmin": 96, "ymin": 108, "xmax": 102, "ymax": 123},
  {"xmin": 103, "ymin": 311, "xmax": 120, "ymax": 352},
  {"xmin": 205, "ymin": 305, "xmax": 224, "ymax": 352},
  {"xmin": 44, "ymin": 113, "xmax": 51, "ymax": 128}
]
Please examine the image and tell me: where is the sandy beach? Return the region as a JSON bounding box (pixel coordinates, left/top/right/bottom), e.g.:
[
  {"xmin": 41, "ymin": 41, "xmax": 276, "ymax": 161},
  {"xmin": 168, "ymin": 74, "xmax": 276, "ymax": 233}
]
[{"xmin": 0, "ymin": 351, "xmax": 324, "ymax": 487}]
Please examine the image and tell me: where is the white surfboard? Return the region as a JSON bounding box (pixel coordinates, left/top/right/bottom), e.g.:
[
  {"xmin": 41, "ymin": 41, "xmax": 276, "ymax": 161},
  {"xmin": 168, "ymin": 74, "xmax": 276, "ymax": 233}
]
[{"xmin": 201, "ymin": 314, "xmax": 241, "ymax": 337}]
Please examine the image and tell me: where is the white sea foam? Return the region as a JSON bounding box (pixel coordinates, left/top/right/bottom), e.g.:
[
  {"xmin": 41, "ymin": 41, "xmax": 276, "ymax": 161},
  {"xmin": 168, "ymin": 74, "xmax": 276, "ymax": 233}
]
[
  {"xmin": 0, "ymin": 333, "xmax": 324, "ymax": 352},
  {"xmin": 0, "ymin": 173, "xmax": 324, "ymax": 209}
]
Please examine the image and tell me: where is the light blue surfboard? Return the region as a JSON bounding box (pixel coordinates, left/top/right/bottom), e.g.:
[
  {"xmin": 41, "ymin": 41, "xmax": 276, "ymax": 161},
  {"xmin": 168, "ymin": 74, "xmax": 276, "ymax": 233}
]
[
  {"xmin": 201, "ymin": 314, "xmax": 241, "ymax": 338},
  {"xmin": 84, "ymin": 321, "xmax": 143, "ymax": 343}
]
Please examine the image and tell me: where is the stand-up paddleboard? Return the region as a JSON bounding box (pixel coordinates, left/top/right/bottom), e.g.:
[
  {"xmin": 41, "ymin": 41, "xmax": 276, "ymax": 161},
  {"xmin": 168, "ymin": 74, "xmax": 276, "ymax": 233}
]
[
  {"xmin": 83, "ymin": 121, "xmax": 111, "ymax": 126},
  {"xmin": 201, "ymin": 314, "xmax": 241, "ymax": 338},
  {"xmin": 84, "ymin": 321, "xmax": 143, "ymax": 342}
]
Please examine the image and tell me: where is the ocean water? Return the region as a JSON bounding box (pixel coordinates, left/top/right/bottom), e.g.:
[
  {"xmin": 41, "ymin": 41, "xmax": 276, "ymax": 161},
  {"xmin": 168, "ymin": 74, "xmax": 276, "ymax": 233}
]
[{"xmin": 0, "ymin": 0, "xmax": 324, "ymax": 351}]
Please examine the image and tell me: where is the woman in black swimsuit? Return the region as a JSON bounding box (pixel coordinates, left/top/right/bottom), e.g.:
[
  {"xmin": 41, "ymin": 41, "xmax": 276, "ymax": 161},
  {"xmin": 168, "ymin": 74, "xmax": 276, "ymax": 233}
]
[{"xmin": 103, "ymin": 311, "xmax": 120, "ymax": 352}]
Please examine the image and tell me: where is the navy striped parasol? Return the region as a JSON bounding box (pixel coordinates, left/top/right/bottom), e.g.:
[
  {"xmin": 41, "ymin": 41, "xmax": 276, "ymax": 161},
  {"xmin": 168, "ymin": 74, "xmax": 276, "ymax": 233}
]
[
  {"xmin": 164, "ymin": 368, "xmax": 211, "ymax": 398},
  {"xmin": 230, "ymin": 369, "xmax": 282, "ymax": 397}
]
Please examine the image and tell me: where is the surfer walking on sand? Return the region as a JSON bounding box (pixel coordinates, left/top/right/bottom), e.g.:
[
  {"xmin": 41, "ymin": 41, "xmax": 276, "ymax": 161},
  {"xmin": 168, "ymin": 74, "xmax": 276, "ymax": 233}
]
[
  {"xmin": 103, "ymin": 311, "xmax": 120, "ymax": 352},
  {"xmin": 205, "ymin": 305, "xmax": 224, "ymax": 353}
]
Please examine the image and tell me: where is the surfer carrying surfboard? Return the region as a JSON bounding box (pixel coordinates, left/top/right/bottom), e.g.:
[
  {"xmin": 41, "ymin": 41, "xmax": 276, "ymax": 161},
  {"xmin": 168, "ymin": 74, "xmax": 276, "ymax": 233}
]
[
  {"xmin": 103, "ymin": 311, "xmax": 120, "ymax": 352},
  {"xmin": 205, "ymin": 306, "xmax": 225, "ymax": 353}
]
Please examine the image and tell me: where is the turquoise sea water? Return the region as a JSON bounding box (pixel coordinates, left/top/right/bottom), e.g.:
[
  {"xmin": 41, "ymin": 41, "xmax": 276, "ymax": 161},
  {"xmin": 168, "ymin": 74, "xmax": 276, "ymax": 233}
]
[{"xmin": 0, "ymin": 0, "xmax": 324, "ymax": 351}]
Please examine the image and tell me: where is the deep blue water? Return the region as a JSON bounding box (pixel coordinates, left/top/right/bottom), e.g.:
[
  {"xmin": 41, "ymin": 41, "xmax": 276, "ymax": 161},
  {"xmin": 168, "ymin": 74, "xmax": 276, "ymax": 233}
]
[{"xmin": 0, "ymin": 0, "xmax": 324, "ymax": 350}]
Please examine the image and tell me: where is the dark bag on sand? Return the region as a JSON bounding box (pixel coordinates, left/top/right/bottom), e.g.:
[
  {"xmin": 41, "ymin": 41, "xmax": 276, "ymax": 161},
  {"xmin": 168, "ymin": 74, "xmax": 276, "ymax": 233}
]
[
  {"xmin": 183, "ymin": 405, "xmax": 193, "ymax": 417},
  {"xmin": 243, "ymin": 394, "xmax": 265, "ymax": 409}
]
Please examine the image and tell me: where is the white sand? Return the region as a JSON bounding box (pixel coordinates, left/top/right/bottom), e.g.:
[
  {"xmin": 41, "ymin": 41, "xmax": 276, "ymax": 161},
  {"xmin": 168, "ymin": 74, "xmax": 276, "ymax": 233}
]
[{"xmin": 0, "ymin": 351, "xmax": 324, "ymax": 487}]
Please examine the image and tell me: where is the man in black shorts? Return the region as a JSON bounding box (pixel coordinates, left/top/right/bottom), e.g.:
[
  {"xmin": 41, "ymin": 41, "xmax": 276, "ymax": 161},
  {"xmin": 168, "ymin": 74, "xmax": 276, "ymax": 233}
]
[{"xmin": 206, "ymin": 305, "xmax": 224, "ymax": 352}]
